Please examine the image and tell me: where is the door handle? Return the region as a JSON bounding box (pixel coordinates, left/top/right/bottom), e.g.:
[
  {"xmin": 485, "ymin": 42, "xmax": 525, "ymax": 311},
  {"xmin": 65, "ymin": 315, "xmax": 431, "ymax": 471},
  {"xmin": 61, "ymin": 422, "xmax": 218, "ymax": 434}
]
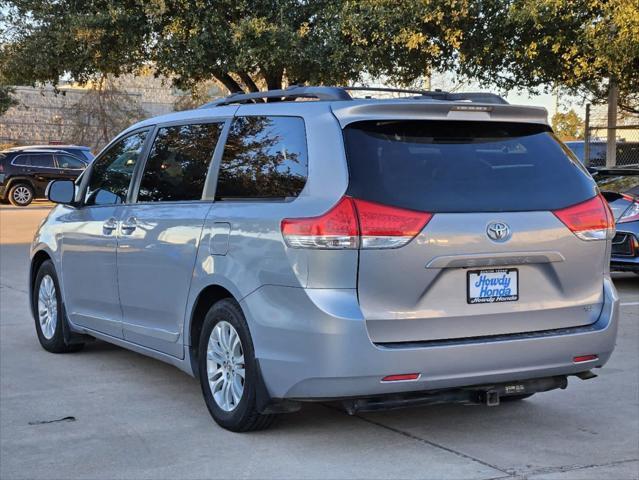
[
  {"xmin": 120, "ymin": 216, "xmax": 137, "ymax": 234},
  {"xmin": 103, "ymin": 218, "xmax": 118, "ymax": 235}
]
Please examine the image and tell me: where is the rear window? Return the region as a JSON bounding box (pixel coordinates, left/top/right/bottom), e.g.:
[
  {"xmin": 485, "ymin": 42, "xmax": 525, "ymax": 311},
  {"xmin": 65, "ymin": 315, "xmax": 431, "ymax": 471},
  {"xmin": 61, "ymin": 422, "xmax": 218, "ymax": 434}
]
[
  {"xmin": 32, "ymin": 155, "xmax": 52, "ymax": 167},
  {"xmin": 343, "ymin": 121, "xmax": 597, "ymax": 212}
]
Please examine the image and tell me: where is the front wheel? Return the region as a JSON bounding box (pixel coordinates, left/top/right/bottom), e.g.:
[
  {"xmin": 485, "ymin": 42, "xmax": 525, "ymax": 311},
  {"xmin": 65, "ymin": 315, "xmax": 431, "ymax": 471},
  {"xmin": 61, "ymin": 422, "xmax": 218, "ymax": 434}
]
[
  {"xmin": 33, "ymin": 260, "xmax": 84, "ymax": 353},
  {"xmin": 198, "ymin": 299, "xmax": 275, "ymax": 432}
]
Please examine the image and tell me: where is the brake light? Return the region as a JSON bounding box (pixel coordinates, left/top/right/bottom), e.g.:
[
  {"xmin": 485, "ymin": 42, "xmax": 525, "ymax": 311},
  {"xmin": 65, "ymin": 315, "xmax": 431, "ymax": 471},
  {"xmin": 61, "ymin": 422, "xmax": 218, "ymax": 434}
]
[
  {"xmin": 281, "ymin": 197, "xmax": 359, "ymax": 249},
  {"xmin": 354, "ymin": 198, "xmax": 433, "ymax": 248},
  {"xmin": 553, "ymin": 194, "xmax": 614, "ymax": 241},
  {"xmin": 618, "ymin": 195, "xmax": 639, "ymax": 224},
  {"xmin": 281, "ymin": 196, "xmax": 432, "ymax": 249}
]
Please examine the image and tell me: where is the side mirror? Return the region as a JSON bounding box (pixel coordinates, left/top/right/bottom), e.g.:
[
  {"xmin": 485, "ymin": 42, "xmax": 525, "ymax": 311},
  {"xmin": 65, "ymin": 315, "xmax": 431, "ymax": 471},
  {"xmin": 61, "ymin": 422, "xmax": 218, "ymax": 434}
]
[{"xmin": 47, "ymin": 180, "xmax": 76, "ymax": 205}]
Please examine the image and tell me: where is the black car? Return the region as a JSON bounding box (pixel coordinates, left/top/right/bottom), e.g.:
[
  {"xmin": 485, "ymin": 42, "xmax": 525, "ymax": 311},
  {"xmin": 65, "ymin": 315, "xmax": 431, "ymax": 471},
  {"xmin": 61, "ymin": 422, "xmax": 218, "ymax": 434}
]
[
  {"xmin": 6, "ymin": 144, "xmax": 95, "ymax": 163},
  {"xmin": 0, "ymin": 148, "xmax": 88, "ymax": 206},
  {"xmin": 590, "ymin": 166, "xmax": 639, "ymax": 274}
]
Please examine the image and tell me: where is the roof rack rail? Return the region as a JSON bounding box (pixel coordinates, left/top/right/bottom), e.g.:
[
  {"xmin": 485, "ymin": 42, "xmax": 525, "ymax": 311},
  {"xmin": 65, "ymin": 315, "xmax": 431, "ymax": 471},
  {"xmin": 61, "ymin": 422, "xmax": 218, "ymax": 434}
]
[
  {"xmin": 200, "ymin": 86, "xmax": 351, "ymax": 108},
  {"xmin": 200, "ymin": 85, "xmax": 508, "ymax": 108}
]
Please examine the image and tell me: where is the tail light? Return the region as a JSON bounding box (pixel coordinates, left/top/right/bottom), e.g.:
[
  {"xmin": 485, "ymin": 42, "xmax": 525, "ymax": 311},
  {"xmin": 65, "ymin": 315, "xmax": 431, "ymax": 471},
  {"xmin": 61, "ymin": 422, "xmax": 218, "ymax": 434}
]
[
  {"xmin": 553, "ymin": 194, "xmax": 614, "ymax": 241},
  {"xmin": 618, "ymin": 195, "xmax": 639, "ymax": 224},
  {"xmin": 281, "ymin": 196, "xmax": 432, "ymax": 249}
]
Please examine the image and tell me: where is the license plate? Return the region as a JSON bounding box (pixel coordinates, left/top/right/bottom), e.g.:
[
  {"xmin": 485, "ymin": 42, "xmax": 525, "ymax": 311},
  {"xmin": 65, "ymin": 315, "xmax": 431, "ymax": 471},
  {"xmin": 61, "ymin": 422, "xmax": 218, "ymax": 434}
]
[{"xmin": 467, "ymin": 268, "xmax": 518, "ymax": 304}]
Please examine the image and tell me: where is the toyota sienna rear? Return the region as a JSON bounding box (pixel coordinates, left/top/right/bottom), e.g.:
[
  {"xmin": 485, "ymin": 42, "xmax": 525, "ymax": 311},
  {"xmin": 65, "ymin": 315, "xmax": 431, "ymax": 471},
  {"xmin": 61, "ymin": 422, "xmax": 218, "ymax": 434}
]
[{"xmin": 31, "ymin": 86, "xmax": 619, "ymax": 431}]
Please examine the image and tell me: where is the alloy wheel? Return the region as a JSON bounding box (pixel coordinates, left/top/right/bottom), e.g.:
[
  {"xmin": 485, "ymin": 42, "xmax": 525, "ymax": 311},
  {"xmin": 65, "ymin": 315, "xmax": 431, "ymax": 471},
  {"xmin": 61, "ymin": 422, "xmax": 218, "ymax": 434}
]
[
  {"xmin": 206, "ymin": 321, "xmax": 245, "ymax": 412},
  {"xmin": 13, "ymin": 186, "xmax": 32, "ymax": 205},
  {"xmin": 38, "ymin": 275, "xmax": 58, "ymax": 340}
]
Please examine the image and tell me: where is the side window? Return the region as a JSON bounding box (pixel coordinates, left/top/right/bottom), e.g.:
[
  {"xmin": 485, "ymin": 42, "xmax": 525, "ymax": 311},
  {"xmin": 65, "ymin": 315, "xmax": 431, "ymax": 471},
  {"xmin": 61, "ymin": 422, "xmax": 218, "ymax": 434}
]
[
  {"xmin": 137, "ymin": 123, "xmax": 223, "ymax": 202},
  {"xmin": 11, "ymin": 155, "xmax": 30, "ymax": 167},
  {"xmin": 216, "ymin": 116, "xmax": 308, "ymax": 199},
  {"xmin": 85, "ymin": 130, "xmax": 148, "ymax": 206},
  {"xmin": 30, "ymin": 154, "xmax": 54, "ymax": 168},
  {"xmin": 56, "ymin": 154, "xmax": 86, "ymax": 170}
]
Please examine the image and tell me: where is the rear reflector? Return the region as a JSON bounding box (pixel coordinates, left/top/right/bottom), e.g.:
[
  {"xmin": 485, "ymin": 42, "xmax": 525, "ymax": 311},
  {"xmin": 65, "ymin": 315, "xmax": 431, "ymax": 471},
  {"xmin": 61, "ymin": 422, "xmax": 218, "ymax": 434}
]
[
  {"xmin": 282, "ymin": 196, "xmax": 432, "ymax": 249},
  {"xmin": 553, "ymin": 194, "xmax": 614, "ymax": 241},
  {"xmin": 573, "ymin": 354, "xmax": 598, "ymax": 363},
  {"xmin": 381, "ymin": 373, "xmax": 421, "ymax": 382}
]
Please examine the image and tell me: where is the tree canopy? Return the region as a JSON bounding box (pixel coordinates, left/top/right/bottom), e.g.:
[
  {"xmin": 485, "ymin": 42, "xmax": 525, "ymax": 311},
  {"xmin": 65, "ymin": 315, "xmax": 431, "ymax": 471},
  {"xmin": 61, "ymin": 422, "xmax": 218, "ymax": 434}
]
[{"xmin": 1, "ymin": 0, "xmax": 637, "ymax": 112}]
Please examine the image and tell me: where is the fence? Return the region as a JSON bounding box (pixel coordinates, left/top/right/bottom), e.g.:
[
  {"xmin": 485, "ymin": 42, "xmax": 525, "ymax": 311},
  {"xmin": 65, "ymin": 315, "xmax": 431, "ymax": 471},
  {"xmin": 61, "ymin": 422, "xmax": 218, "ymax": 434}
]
[{"xmin": 584, "ymin": 125, "xmax": 639, "ymax": 167}]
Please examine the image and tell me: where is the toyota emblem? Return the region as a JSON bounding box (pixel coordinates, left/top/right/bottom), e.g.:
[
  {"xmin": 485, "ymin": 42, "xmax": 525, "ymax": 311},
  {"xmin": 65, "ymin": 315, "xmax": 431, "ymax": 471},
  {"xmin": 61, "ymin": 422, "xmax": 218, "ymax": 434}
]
[{"xmin": 486, "ymin": 222, "xmax": 511, "ymax": 242}]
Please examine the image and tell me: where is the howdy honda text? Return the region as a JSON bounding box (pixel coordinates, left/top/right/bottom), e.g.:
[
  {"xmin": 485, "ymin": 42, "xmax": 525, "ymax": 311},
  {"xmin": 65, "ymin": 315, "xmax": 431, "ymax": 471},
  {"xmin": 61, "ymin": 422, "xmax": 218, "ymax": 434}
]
[{"xmin": 467, "ymin": 269, "xmax": 519, "ymax": 304}]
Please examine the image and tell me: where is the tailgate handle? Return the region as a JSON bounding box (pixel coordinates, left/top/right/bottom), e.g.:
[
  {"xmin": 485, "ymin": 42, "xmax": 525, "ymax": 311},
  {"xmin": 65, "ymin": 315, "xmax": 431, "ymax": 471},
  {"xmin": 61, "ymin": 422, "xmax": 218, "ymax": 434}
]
[{"xmin": 425, "ymin": 251, "xmax": 565, "ymax": 269}]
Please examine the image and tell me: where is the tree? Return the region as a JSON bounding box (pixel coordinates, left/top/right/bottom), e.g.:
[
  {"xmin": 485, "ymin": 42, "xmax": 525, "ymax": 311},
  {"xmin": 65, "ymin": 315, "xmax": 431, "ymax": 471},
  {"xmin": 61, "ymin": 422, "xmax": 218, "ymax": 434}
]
[
  {"xmin": 551, "ymin": 109, "xmax": 584, "ymax": 140},
  {"xmin": 453, "ymin": 0, "xmax": 639, "ymax": 114},
  {"xmin": 68, "ymin": 76, "xmax": 147, "ymax": 151},
  {"xmin": 1, "ymin": 0, "xmax": 637, "ymax": 114},
  {"xmin": 0, "ymin": 0, "xmax": 476, "ymax": 95},
  {"xmin": 0, "ymin": 85, "xmax": 17, "ymax": 116}
]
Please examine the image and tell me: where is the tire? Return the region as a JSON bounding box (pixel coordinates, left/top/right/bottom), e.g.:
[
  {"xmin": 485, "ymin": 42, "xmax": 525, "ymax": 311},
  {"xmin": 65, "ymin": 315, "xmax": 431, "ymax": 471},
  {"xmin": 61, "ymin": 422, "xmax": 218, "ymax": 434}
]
[
  {"xmin": 8, "ymin": 183, "xmax": 34, "ymax": 206},
  {"xmin": 198, "ymin": 298, "xmax": 276, "ymax": 432},
  {"xmin": 501, "ymin": 393, "xmax": 534, "ymax": 402},
  {"xmin": 33, "ymin": 260, "xmax": 84, "ymax": 353}
]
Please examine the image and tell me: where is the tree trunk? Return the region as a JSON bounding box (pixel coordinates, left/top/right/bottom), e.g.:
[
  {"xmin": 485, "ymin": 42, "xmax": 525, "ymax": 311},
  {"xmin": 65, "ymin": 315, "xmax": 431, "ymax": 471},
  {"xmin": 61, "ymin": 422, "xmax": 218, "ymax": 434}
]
[
  {"xmin": 262, "ymin": 69, "xmax": 283, "ymax": 91},
  {"xmin": 606, "ymin": 80, "xmax": 618, "ymax": 167},
  {"xmin": 238, "ymin": 72, "xmax": 260, "ymax": 92},
  {"xmin": 213, "ymin": 73, "xmax": 244, "ymax": 94}
]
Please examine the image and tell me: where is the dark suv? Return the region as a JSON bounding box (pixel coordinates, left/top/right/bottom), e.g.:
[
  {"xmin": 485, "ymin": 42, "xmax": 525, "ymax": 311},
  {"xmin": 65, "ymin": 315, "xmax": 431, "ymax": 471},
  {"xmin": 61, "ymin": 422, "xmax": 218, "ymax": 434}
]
[
  {"xmin": 0, "ymin": 148, "xmax": 88, "ymax": 206},
  {"xmin": 6, "ymin": 144, "xmax": 95, "ymax": 163}
]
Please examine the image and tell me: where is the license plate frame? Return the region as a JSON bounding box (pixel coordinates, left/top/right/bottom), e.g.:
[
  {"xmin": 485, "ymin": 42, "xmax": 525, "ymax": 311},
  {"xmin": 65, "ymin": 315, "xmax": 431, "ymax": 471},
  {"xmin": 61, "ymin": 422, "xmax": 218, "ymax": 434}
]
[{"xmin": 467, "ymin": 268, "xmax": 519, "ymax": 304}]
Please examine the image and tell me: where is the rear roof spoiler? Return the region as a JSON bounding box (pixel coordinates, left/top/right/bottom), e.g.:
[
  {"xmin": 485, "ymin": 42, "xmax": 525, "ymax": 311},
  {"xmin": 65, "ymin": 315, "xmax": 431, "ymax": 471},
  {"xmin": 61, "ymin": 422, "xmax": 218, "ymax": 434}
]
[{"xmin": 330, "ymin": 101, "xmax": 549, "ymax": 127}]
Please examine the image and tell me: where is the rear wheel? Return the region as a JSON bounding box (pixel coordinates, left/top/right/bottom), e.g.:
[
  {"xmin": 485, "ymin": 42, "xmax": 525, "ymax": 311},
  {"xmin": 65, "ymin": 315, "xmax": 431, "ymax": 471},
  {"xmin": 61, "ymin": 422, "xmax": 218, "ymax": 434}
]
[
  {"xmin": 8, "ymin": 183, "xmax": 34, "ymax": 206},
  {"xmin": 33, "ymin": 260, "xmax": 84, "ymax": 353},
  {"xmin": 198, "ymin": 299, "xmax": 275, "ymax": 432}
]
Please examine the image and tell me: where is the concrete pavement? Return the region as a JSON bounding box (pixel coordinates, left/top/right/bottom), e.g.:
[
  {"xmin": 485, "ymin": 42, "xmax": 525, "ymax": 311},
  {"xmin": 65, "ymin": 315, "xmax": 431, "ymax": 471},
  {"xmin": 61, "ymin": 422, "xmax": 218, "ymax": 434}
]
[{"xmin": 1, "ymin": 203, "xmax": 637, "ymax": 480}]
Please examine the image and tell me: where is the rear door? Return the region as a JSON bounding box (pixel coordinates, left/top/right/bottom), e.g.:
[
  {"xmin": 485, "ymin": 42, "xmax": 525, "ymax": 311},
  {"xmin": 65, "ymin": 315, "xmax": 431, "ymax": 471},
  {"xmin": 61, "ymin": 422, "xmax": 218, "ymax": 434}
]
[
  {"xmin": 342, "ymin": 120, "xmax": 609, "ymax": 344},
  {"xmin": 116, "ymin": 121, "xmax": 224, "ymax": 356}
]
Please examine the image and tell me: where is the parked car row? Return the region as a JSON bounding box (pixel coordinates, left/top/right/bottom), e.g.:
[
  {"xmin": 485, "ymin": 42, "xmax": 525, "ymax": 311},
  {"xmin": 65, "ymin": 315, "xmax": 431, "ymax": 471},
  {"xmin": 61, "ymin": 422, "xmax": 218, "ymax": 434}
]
[{"xmin": 0, "ymin": 145, "xmax": 92, "ymax": 206}]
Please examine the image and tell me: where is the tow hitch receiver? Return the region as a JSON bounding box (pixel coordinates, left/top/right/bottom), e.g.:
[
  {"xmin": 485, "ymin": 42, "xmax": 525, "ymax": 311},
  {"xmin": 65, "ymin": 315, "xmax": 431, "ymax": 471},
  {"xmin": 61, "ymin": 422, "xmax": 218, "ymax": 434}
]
[
  {"xmin": 479, "ymin": 390, "xmax": 500, "ymax": 406},
  {"xmin": 342, "ymin": 375, "xmax": 569, "ymax": 415}
]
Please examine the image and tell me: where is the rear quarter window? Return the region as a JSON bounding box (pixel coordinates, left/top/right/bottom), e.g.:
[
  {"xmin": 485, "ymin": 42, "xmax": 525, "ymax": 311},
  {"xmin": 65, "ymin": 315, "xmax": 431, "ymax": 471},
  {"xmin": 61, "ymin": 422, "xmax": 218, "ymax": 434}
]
[
  {"xmin": 216, "ymin": 116, "xmax": 308, "ymax": 200},
  {"xmin": 343, "ymin": 120, "xmax": 597, "ymax": 212}
]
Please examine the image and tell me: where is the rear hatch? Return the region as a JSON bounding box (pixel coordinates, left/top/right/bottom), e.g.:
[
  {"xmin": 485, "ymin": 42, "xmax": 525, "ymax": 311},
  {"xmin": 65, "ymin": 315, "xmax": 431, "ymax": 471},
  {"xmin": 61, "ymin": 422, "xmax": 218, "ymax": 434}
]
[{"xmin": 342, "ymin": 119, "xmax": 611, "ymax": 344}]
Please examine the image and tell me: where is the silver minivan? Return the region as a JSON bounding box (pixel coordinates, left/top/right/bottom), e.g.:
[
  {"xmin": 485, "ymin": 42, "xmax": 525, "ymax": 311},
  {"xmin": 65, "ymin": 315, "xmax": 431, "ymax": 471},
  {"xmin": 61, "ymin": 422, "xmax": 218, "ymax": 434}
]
[{"xmin": 31, "ymin": 86, "xmax": 619, "ymax": 431}]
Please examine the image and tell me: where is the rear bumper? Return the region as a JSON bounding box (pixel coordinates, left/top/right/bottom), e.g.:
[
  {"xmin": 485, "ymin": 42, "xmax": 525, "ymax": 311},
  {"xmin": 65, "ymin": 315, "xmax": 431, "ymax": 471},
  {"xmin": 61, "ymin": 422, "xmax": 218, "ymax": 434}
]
[{"xmin": 241, "ymin": 277, "xmax": 619, "ymax": 400}]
